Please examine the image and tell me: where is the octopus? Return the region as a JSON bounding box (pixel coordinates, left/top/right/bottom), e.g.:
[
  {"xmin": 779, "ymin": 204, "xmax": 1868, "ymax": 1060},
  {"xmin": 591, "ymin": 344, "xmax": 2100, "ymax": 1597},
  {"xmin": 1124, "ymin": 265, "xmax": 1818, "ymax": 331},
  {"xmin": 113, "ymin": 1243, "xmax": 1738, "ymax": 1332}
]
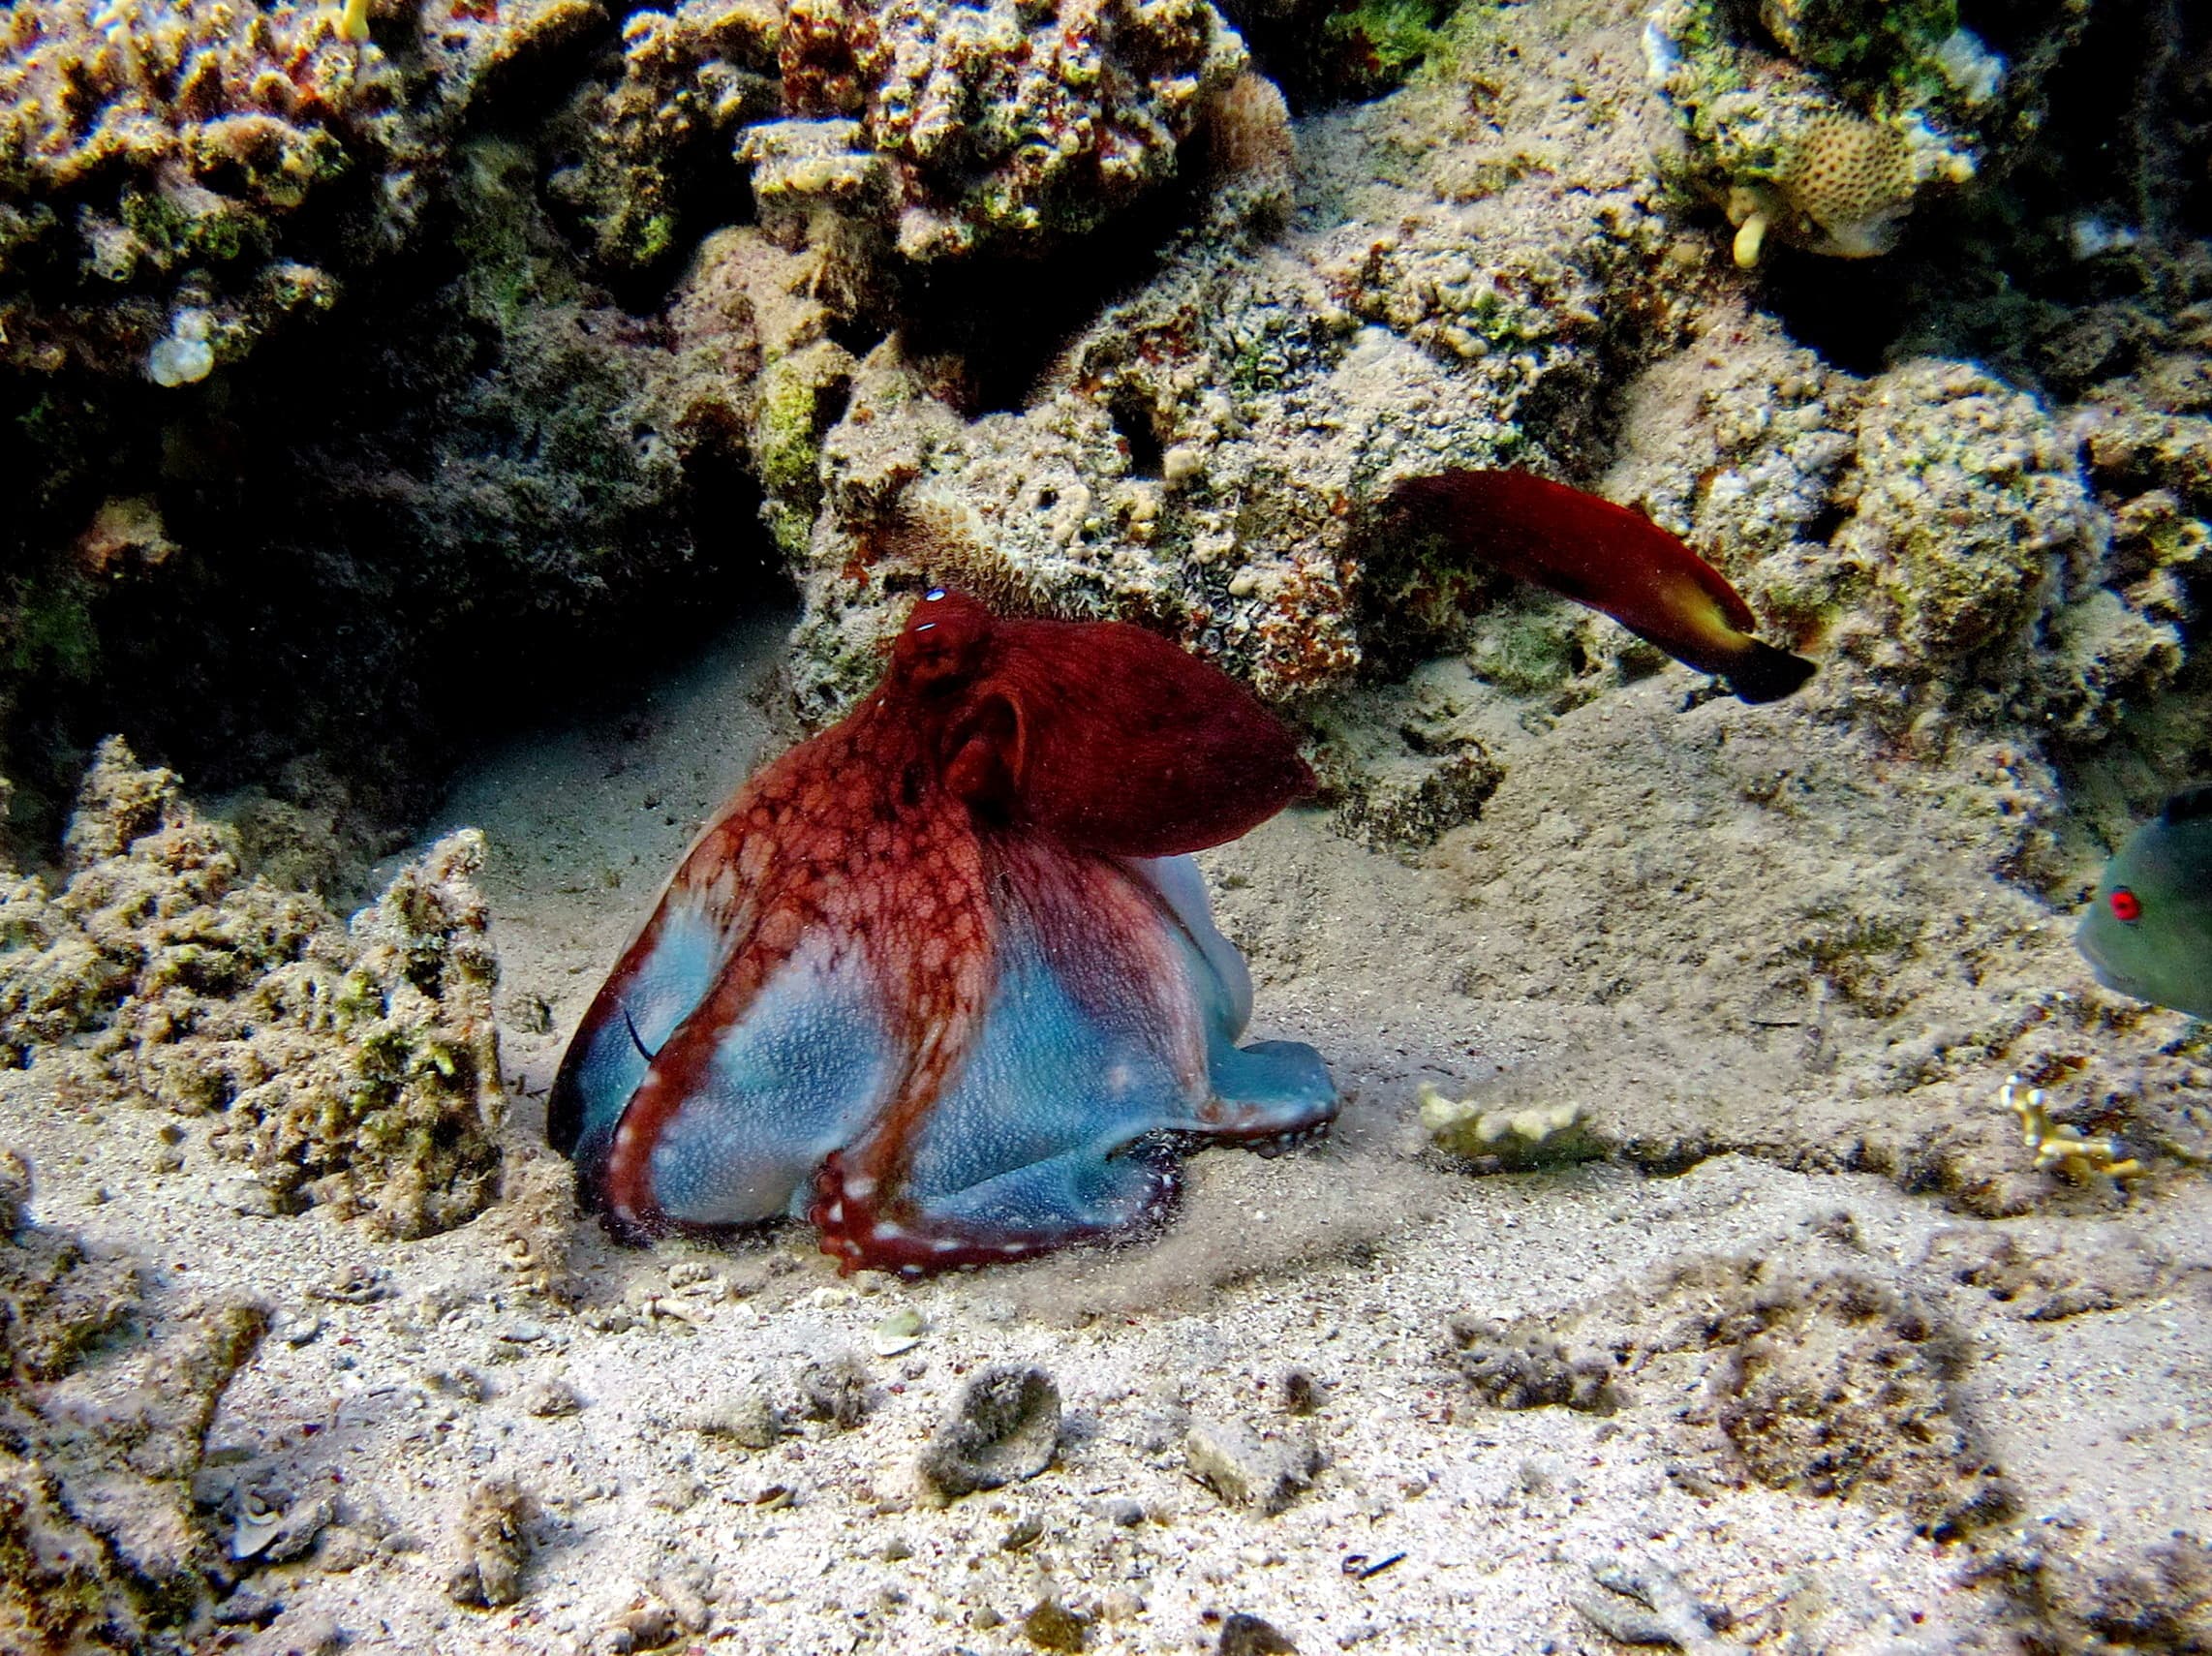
[{"xmin": 548, "ymin": 589, "xmax": 1337, "ymax": 1275}]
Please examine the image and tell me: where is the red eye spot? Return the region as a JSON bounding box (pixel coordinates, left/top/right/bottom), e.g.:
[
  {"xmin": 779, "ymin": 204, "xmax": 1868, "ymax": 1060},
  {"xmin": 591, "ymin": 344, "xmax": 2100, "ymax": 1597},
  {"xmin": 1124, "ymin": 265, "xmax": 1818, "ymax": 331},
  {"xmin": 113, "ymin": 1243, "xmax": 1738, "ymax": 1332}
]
[{"xmin": 2109, "ymin": 887, "xmax": 2142, "ymax": 924}]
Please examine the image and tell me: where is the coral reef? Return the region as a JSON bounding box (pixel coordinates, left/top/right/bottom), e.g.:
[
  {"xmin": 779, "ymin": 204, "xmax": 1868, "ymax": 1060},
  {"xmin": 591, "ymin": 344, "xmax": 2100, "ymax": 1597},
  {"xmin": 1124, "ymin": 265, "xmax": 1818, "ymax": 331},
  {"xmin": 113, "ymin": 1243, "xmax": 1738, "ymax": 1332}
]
[
  {"xmin": 1605, "ymin": 309, "xmax": 2195, "ymax": 744},
  {"xmin": 1706, "ymin": 353, "xmax": 2186, "ymax": 743},
  {"xmin": 1643, "ymin": 0, "xmax": 2088, "ymax": 264},
  {"xmin": 774, "ymin": 0, "xmax": 1248, "ymax": 261},
  {"xmin": 0, "ymin": 739, "xmax": 505, "ymax": 1240},
  {"xmin": 546, "ymin": 0, "xmax": 783, "ymax": 274},
  {"xmin": 1, "ymin": 1150, "xmax": 266, "ymax": 1652},
  {"xmin": 783, "ymin": 0, "xmax": 1692, "ymax": 714},
  {"xmin": 0, "ymin": 0, "xmax": 601, "ymax": 383}
]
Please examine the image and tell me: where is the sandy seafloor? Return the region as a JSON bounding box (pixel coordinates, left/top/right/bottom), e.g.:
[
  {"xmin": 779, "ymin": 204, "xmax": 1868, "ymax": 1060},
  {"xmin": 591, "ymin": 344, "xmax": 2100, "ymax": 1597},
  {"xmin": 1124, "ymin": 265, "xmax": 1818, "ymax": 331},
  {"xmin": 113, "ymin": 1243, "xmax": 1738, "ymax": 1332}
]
[{"xmin": 7, "ymin": 612, "xmax": 2212, "ymax": 1656}]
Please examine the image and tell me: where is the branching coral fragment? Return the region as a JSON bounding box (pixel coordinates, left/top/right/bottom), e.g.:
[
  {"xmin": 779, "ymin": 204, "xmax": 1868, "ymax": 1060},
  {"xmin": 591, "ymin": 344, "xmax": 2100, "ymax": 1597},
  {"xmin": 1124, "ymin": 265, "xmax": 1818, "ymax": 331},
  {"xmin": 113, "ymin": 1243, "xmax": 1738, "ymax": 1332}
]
[
  {"xmin": 1418, "ymin": 1084, "xmax": 1603, "ymax": 1169},
  {"xmin": 2001, "ymin": 1075, "xmax": 2145, "ymax": 1182}
]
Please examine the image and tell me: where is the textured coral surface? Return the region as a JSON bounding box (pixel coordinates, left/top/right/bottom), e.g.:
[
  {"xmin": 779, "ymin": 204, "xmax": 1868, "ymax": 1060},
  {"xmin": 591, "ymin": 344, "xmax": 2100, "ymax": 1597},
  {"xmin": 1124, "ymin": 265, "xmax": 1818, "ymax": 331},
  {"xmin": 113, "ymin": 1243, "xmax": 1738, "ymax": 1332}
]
[{"xmin": 0, "ymin": 740, "xmax": 505, "ymax": 1240}]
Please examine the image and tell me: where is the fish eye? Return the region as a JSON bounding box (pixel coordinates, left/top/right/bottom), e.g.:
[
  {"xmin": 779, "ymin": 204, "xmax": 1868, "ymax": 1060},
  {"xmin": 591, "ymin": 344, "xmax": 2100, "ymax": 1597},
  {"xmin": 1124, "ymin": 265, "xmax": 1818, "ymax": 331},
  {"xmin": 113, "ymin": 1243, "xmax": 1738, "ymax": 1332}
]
[{"xmin": 2109, "ymin": 886, "xmax": 2142, "ymax": 924}]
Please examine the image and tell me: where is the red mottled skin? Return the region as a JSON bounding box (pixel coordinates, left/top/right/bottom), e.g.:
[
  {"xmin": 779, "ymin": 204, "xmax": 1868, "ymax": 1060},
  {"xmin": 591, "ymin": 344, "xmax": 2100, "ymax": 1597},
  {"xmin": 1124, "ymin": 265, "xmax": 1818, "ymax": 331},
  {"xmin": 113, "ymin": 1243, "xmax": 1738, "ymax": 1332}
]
[
  {"xmin": 1388, "ymin": 470, "xmax": 1817, "ymax": 703},
  {"xmin": 550, "ymin": 589, "xmax": 1314, "ymax": 1272}
]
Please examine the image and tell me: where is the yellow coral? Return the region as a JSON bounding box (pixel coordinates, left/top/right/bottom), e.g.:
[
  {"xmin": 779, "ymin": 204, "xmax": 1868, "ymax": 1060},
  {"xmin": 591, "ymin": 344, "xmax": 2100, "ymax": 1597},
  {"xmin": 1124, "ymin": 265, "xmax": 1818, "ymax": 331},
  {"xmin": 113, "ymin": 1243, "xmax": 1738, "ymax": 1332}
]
[
  {"xmin": 335, "ymin": 0, "xmax": 371, "ymax": 45},
  {"xmin": 1418, "ymin": 1084, "xmax": 1599, "ymax": 1168},
  {"xmin": 2000, "ymin": 1075, "xmax": 2145, "ymax": 1182},
  {"xmin": 1729, "ymin": 112, "xmax": 1917, "ymax": 267}
]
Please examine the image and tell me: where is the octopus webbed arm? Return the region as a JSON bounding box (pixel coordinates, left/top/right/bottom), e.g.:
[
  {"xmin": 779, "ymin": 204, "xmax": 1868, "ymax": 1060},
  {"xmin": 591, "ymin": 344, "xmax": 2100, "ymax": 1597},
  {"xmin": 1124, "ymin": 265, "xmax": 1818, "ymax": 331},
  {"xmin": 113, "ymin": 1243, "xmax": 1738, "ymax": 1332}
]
[{"xmin": 545, "ymin": 812, "xmax": 765, "ymax": 1166}]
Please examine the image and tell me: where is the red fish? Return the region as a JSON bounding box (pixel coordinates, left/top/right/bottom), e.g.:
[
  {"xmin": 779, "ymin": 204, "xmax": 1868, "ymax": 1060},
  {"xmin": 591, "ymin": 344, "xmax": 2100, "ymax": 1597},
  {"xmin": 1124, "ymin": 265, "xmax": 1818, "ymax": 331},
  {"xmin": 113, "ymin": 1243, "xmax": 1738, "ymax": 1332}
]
[{"xmin": 1386, "ymin": 470, "xmax": 1816, "ymax": 703}]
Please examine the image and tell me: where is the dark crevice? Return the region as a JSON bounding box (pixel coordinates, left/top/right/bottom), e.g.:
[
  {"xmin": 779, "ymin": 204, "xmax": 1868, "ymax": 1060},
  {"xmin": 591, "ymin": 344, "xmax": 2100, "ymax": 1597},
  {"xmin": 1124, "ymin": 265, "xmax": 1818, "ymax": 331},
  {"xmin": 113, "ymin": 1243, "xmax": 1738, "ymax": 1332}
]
[
  {"xmin": 1755, "ymin": 246, "xmax": 1923, "ymax": 380},
  {"xmin": 1108, "ymin": 385, "xmax": 1166, "ymax": 479},
  {"xmin": 1217, "ymin": 0, "xmax": 1460, "ymax": 112},
  {"xmin": 895, "ymin": 168, "xmax": 1214, "ymax": 414},
  {"xmin": 1800, "ymin": 498, "xmax": 1850, "ymax": 548}
]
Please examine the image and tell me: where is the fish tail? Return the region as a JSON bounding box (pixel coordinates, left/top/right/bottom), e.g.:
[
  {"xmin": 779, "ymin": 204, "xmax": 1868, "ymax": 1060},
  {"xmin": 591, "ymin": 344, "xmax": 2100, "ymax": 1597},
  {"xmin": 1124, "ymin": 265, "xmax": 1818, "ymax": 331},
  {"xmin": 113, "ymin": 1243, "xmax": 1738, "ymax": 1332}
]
[{"xmin": 1724, "ymin": 640, "xmax": 1818, "ymax": 704}]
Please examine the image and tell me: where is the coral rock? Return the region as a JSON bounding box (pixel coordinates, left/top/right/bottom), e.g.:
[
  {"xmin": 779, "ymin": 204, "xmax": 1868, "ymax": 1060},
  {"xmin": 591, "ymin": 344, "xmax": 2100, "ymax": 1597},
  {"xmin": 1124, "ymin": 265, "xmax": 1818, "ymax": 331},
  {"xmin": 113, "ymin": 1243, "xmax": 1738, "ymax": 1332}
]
[
  {"xmin": 769, "ymin": 0, "xmax": 1248, "ymax": 261},
  {"xmin": 0, "ymin": 739, "xmax": 506, "ymax": 1239}
]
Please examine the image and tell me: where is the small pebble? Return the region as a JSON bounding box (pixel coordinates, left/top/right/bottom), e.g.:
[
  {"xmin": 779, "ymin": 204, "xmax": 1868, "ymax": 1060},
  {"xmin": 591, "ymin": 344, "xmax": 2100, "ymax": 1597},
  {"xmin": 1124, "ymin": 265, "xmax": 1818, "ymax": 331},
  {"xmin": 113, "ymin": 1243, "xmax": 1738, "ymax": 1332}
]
[
  {"xmin": 1023, "ymin": 1598, "xmax": 1090, "ymax": 1652},
  {"xmin": 212, "ymin": 1588, "xmax": 282, "ymax": 1627},
  {"xmin": 1219, "ymin": 1611, "xmax": 1299, "ymax": 1654},
  {"xmin": 217, "ymin": 1173, "xmax": 289, "ymax": 1217},
  {"xmin": 445, "ymin": 1478, "xmax": 531, "ymax": 1609},
  {"xmin": 310, "ymin": 1264, "xmax": 387, "ymax": 1303},
  {"xmin": 1184, "ymin": 1419, "xmax": 1322, "ymax": 1515},
  {"xmin": 694, "ymin": 1390, "xmax": 781, "ymax": 1448},
  {"xmin": 426, "ymin": 1367, "xmax": 488, "ymax": 1402},
  {"xmin": 919, "ymin": 1365, "xmax": 1061, "ymax": 1499},
  {"xmin": 798, "ymin": 1350, "xmax": 871, "ymax": 1427},
  {"xmin": 232, "ymin": 1493, "xmax": 333, "ymax": 1566},
  {"xmin": 240, "ymin": 1612, "xmax": 344, "ymax": 1656},
  {"xmin": 870, "ymin": 1305, "xmax": 926, "ymax": 1356},
  {"xmin": 597, "ymin": 1603, "xmax": 678, "ymax": 1654},
  {"xmin": 519, "ymin": 1377, "xmax": 582, "ymax": 1418}
]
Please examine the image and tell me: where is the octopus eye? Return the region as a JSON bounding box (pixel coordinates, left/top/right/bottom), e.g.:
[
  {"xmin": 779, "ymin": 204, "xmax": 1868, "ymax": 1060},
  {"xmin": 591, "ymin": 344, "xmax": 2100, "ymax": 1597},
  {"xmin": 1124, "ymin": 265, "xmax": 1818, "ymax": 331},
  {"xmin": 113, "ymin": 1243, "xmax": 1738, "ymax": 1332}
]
[
  {"xmin": 2109, "ymin": 887, "xmax": 2142, "ymax": 924},
  {"xmin": 924, "ymin": 588, "xmax": 947, "ymax": 602}
]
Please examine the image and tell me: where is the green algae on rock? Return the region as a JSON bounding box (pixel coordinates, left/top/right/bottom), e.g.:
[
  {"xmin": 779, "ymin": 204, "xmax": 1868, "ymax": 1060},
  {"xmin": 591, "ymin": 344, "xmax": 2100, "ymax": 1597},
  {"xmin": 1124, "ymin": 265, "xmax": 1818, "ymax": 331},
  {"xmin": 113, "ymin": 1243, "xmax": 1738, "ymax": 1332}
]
[{"xmin": 0, "ymin": 739, "xmax": 505, "ymax": 1241}]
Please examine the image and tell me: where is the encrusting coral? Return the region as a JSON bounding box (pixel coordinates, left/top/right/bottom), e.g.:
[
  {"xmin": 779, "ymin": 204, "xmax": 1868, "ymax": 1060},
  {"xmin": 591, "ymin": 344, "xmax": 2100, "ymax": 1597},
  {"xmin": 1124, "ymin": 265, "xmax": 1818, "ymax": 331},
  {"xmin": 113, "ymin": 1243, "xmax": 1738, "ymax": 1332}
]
[
  {"xmin": 774, "ymin": 0, "xmax": 1249, "ymax": 261},
  {"xmin": 1643, "ymin": 0, "xmax": 2084, "ymax": 266},
  {"xmin": 0, "ymin": 737, "xmax": 505, "ymax": 1240},
  {"xmin": 546, "ymin": 0, "xmax": 784, "ymax": 273}
]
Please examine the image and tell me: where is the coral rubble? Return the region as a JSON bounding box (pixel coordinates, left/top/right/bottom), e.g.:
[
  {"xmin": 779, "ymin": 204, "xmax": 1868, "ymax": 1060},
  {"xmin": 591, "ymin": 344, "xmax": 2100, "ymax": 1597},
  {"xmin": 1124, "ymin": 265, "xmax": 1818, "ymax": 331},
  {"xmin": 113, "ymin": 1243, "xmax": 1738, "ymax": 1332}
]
[
  {"xmin": 0, "ymin": 739, "xmax": 504, "ymax": 1240},
  {"xmin": 1457, "ymin": 1254, "xmax": 2009, "ymax": 1537},
  {"xmin": 1, "ymin": 1150, "xmax": 265, "ymax": 1653}
]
